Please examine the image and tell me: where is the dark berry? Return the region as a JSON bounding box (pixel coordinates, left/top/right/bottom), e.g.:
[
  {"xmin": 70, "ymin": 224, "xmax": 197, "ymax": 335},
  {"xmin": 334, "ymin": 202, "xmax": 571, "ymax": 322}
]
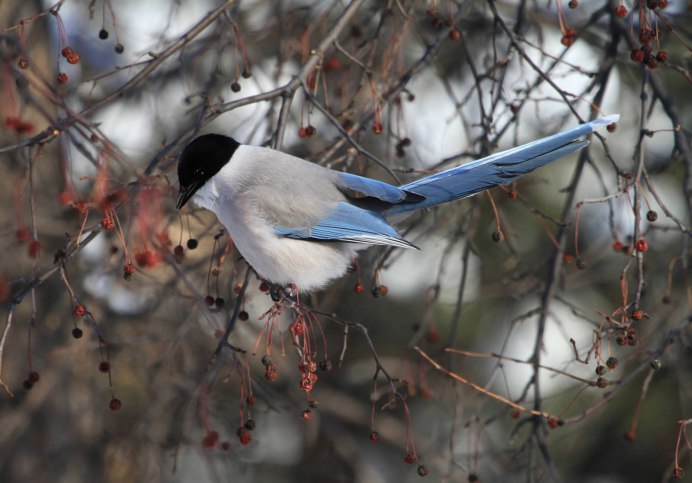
[
  {"xmin": 114, "ymin": 43, "xmax": 124, "ymax": 54},
  {"xmin": 655, "ymin": 51, "xmax": 668, "ymax": 63},
  {"xmin": 595, "ymin": 365, "xmax": 606, "ymax": 376},
  {"xmin": 98, "ymin": 361, "xmax": 110, "ymax": 373},
  {"xmin": 23, "ymin": 379, "xmax": 33, "ymax": 390},
  {"xmin": 596, "ymin": 377, "xmax": 608, "ymax": 388},
  {"xmin": 186, "ymin": 238, "xmax": 198, "ymax": 249},
  {"xmin": 630, "ymin": 49, "xmax": 645, "ymax": 63},
  {"xmin": 109, "ymin": 398, "xmax": 122, "ymax": 411},
  {"xmin": 244, "ymin": 419, "xmax": 256, "ymax": 430},
  {"xmin": 238, "ymin": 310, "xmax": 249, "ymax": 321},
  {"xmin": 231, "ymin": 82, "xmax": 241, "ymax": 92},
  {"xmin": 646, "ymin": 210, "xmax": 658, "ymax": 221},
  {"xmin": 99, "ymin": 29, "xmax": 109, "ymax": 39},
  {"xmin": 214, "ymin": 297, "xmax": 225, "ymax": 308},
  {"xmin": 72, "ymin": 327, "xmax": 83, "ymax": 339},
  {"xmin": 417, "ymin": 465, "xmax": 429, "ymax": 477},
  {"xmin": 491, "ymin": 231, "xmax": 503, "ymax": 242},
  {"xmin": 204, "ymin": 295, "xmax": 215, "ymax": 306},
  {"xmin": 568, "ymin": 0, "xmax": 579, "ymax": 7},
  {"xmin": 28, "ymin": 371, "xmax": 40, "ymax": 383}
]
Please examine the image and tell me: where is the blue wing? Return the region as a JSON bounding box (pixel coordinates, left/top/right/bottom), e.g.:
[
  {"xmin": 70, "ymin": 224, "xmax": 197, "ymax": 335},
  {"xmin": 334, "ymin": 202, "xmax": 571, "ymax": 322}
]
[
  {"xmin": 274, "ymin": 202, "xmax": 417, "ymax": 249},
  {"xmin": 382, "ymin": 115, "xmax": 619, "ymax": 215},
  {"xmin": 338, "ymin": 172, "xmax": 408, "ymax": 202}
]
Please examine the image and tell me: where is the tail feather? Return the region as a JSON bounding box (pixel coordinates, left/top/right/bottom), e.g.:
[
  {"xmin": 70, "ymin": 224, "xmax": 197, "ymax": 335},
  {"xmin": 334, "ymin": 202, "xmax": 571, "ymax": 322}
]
[{"xmin": 383, "ymin": 115, "xmax": 618, "ymax": 216}]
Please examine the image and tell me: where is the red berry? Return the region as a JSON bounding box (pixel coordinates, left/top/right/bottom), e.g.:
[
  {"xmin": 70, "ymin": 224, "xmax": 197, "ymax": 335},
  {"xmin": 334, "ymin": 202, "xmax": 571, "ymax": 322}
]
[
  {"xmin": 259, "ymin": 282, "xmax": 270, "ymax": 292},
  {"xmin": 379, "ymin": 285, "xmax": 389, "ymax": 296},
  {"xmin": 17, "ymin": 57, "xmax": 29, "ymax": 69},
  {"xmin": 354, "ymin": 282, "xmax": 365, "ymax": 293},
  {"xmin": 202, "ymin": 430, "xmax": 219, "ymax": 448},
  {"xmin": 631, "ymin": 309, "xmax": 644, "ymax": 320},
  {"xmin": 658, "ymin": 0, "xmax": 668, "ymax": 7},
  {"xmin": 655, "ymin": 50, "xmax": 668, "ymax": 63},
  {"xmin": 101, "ymin": 216, "xmax": 115, "ymax": 230},
  {"xmin": 568, "ymin": 0, "xmax": 579, "ymax": 7},
  {"xmin": 417, "ymin": 465, "xmax": 429, "ymax": 476},
  {"xmin": 425, "ymin": 330, "xmax": 439, "ymax": 343},
  {"xmin": 301, "ymin": 409, "xmax": 313, "ymax": 420},
  {"xmin": 372, "ymin": 122, "xmax": 383, "ymax": 135},
  {"xmin": 449, "ymin": 29, "xmax": 461, "ymax": 41},
  {"xmin": 630, "ymin": 49, "xmax": 645, "ymax": 63},
  {"xmin": 66, "ymin": 52, "xmax": 80, "ymax": 64},
  {"xmin": 123, "ymin": 263, "xmax": 135, "ymax": 280},
  {"xmin": 635, "ymin": 239, "xmax": 648, "ymax": 252},
  {"xmin": 561, "ymin": 35, "xmax": 574, "ymax": 47},
  {"xmin": 510, "ymin": 409, "xmax": 521, "ymax": 419},
  {"xmin": 607, "ymin": 123, "xmax": 617, "ymax": 132},
  {"xmin": 15, "ymin": 228, "xmax": 30, "ymax": 243},
  {"xmin": 612, "ymin": 241, "xmax": 624, "ymax": 252},
  {"xmin": 61, "ymin": 47, "xmax": 73, "ymax": 58},
  {"xmin": 565, "ymin": 28, "xmax": 576, "ymax": 37},
  {"xmin": 57, "ymin": 72, "xmax": 69, "ymax": 84},
  {"xmin": 615, "ymin": 5, "xmax": 628, "ymax": 17},
  {"xmin": 623, "ymin": 431, "xmax": 636, "ymax": 441},
  {"xmin": 369, "ymin": 431, "xmax": 380, "ymax": 442},
  {"xmin": 404, "ymin": 453, "xmax": 416, "ymax": 464},
  {"xmin": 28, "ymin": 240, "xmax": 42, "ymax": 259},
  {"xmin": 173, "ymin": 245, "xmax": 185, "ymax": 263},
  {"xmin": 246, "ymin": 395, "xmax": 256, "ymax": 406},
  {"xmin": 507, "ymin": 190, "xmax": 517, "ymax": 199},
  {"xmin": 298, "ymin": 127, "xmax": 308, "ymax": 138},
  {"xmin": 238, "ymin": 431, "xmax": 251, "ymax": 445},
  {"xmin": 305, "ymin": 125, "xmax": 316, "ymax": 137},
  {"xmin": 73, "ymin": 304, "xmax": 86, "ymax": 317},
  {"xmin": 562, "ymin": 253, "xmax": 574, "ymax": 264},
  {"xmin": 29, "ymin": 371, "xmax": 40, "ymax": 383},
  {"xmin": 547, "ymin": 417, "xmax": 558, "ymax": 429},
  {"xmin": 109, "ymin": 398, "xmax": 122, "ymax": 411}
]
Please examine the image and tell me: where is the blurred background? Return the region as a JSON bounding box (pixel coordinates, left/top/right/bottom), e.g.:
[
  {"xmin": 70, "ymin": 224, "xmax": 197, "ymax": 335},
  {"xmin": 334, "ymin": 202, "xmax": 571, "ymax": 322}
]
[{"xmin": 0, "ymin": 0, "xmax": 690, "ymax": 482}]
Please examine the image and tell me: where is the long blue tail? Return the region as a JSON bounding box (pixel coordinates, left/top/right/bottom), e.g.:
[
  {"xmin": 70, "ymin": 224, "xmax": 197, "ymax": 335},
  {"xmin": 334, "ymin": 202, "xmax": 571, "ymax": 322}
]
[{"xmin": 382, "ymin": 115, "xmax": 619, "ymax": 216}]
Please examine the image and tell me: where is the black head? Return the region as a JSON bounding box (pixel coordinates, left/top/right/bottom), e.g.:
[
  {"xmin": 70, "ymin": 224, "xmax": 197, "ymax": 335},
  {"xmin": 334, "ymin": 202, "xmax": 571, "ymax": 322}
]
[{"xmin": 176, "ymin": 134, "xmax": 240, "ymax": 209}]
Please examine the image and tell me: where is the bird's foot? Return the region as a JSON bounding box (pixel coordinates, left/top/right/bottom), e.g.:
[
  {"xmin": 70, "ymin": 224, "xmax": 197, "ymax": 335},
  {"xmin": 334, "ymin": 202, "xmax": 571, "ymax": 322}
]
[{"xmin": 269, "ymin": 284, "xmax": 284, "ymax": 302}]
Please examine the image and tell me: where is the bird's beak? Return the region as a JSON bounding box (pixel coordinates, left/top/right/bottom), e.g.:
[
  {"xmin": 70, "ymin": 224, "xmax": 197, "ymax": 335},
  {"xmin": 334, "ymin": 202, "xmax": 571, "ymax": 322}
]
[{"xmin": 176, "ymin": 183, "xmax": 199, "ymax": 209}]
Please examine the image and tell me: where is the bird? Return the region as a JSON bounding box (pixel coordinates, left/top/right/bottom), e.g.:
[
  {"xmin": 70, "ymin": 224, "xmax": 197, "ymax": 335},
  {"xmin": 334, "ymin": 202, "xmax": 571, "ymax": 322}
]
[{"xmin": 176, "ymin": 115, "xmax": 619, "ymax": 293}]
